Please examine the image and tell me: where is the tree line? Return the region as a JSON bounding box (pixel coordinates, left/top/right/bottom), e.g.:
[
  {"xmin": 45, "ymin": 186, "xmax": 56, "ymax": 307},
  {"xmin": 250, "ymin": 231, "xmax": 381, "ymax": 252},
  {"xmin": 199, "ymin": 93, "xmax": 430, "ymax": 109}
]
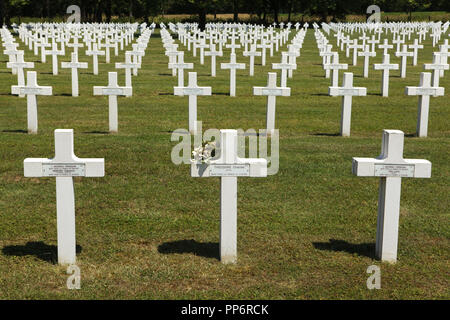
[{"xmin": 0, "ymin": 0, "xmax": 448, "ymax": 28}]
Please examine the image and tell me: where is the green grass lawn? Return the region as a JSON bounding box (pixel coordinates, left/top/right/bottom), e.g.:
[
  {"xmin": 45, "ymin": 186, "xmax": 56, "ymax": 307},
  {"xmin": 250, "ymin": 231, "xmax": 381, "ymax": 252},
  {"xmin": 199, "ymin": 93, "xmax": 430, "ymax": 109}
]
[{"xmin": 0, "ymin": 28, "xmax": 448, "ymax": 299}]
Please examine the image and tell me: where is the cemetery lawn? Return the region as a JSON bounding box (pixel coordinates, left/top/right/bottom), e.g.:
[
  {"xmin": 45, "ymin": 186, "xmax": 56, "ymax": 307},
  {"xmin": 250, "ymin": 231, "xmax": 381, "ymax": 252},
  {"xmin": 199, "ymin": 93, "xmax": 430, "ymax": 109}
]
[{"xmin": 0, "ymin": 29, "xmax": 449, "ymax": 300}]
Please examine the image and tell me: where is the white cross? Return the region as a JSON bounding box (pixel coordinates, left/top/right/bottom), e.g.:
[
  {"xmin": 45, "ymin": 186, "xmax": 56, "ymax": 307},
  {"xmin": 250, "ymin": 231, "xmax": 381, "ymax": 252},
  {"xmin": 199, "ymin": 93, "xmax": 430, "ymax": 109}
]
[
  {"xmin": 352, "ymin": 129, "xmax": 431, "ymax": 263},
  {"xmin": 348, "ymin": 39, "xmax": 364, "ymax": 66},
  {"xmin": 61, "ymin": 52, "xmax": 88, "ymax": 97},
  {"xmin": 253, "ymin": 72, "xmax": 290, "ymax": 134},
  {"xmin": 408, "ymin": 39, "xmax": 423, "ymax": 66},
  {"xmin": 3, "ymin": 46, "xmax": 22, "ymax": 75},
  {"xmin": 378, "ymin": 39, "xmax": 393, "ymax": 55},
  {"xmin": 67, "ymin": 37, "xmax": 84, "ymax": 56},
  {"xmin": 24, "ymin": 129, "xmax": 104, "ymax": 265},
  {"xmin": 46, "ymin": 42, "xmax": 64, "ymax": 75},
  {"xmin": 196, "ymin": 39, "xmax": 209, "ymax": 64},
  {"xmin": 191, "ymin": 129, "xmax": 267, "ymax": 264},
  {"xmin": 93, "ymin": 72, "xmax": 132, "ymax": 133},
  {"xmin": 329, "ymin": 72, "xmax": 367, "ymax": 136},
  {"xmin": 204, "ymin": 44, "xmax": 223, "ymax": 77},
  {"xmin": 85, "ymin": 43, "xmax": 105, "ymax": 75},
  {"xmin": 11, "ymin": 71, "xmax": 52, "ymax": 134},
  {"xmin": 395, "ymin": 44, "xmax": 413, "ymax": 78},
  {"xmin": 243, "ymin": 43, "xmax": 261, "ymax": 76},
  {"xmin": 324, "ymin": 52, "xmax": 348, "ymax": 87},
  {"xmin": 358, "ymin": 44, "xmax": 376, "ymax": 78},
  {"xmin": 257, "ymin": 38, "xmax": 271, "ymax": 66},
  {"xmin": 101, "ymin": 39, "xmax": 115, "ymax": 63},
  {"xmin": 115, "ymin": 52, "xmax": 139, "ymax": 88},
  {"xmin": 424, "ymin": 52, "xmax": 449, "ymax": 86},
  {"xmin": 174, "ymin": 72, "xmax": 211, "ymax": 133},
  {"xmin": 272, "ymin": 52, "xmax": 296, "ymax": 87},
  {"xmin": 374, "ymin": 54, "xmax": 399, "ymax": 97},
  {"xmin": 169, "ymin": 52, "xmax": 193, "ymax": 87},
  {"xmin": 220, "ymin": 53, "xmax": 245, "ymax": 97},
  {"xmin": 405, "ymin": 72, "xmax": 445, "ymax": 137},
  {"xmin": 6, "ymin": 52, "xmax": 34, "ymax": 97}
]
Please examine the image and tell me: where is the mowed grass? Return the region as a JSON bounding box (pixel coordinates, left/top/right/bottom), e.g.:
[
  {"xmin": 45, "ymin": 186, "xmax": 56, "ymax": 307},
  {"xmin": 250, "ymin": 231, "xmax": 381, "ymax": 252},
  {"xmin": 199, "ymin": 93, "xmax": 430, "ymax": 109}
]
[{"xmin": 0, "ymin": 28, "xmax": 449, "ymax": 299}]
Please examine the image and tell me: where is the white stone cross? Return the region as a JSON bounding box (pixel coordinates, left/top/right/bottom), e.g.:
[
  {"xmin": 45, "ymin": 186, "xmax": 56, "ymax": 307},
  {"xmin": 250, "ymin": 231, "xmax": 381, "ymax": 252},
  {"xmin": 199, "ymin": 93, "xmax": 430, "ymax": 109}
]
[
  {"xmin": 378, "ymin": 39, "xmax": 393, "ymax": 56},
  {"xmin": 93, "ymin": 72, "xmax": 132, "ymax": 133},
  {"xmin": 6, "ymin": 52, "xmax": 34, "ymax": 97},
  {"xmin": 348, "ymin": 39, "xmax": 363, "ymax": 66},
  {"xmin": 205, "ymin": 44, "xmax": 222, "ymax": 77},
  {"xmin": 174, "ymin": 72, "xmax": 211, "ymax": 133},
  {"xmin": 85, "ymin": 43, "xmax": 105, "ymax": 75},
  {"xmin": 46, "ymin": 42, "xmax": 64, "ymax": 75},
  {"xmin": 253, "ymin": 72, "xmax": 290, "ymax": 134},
  {"xmin": 243, "ymin": 43, "xmax": 261, "ymax": 76},
  {"xmin": 358, "ymin": 45, "xmax": 376, "ymax": 78},
  {"xmin": 352, "ymin": 129, "xmax": 431, "ymax": 263},
  {"xmin": 408, "ymin": 39, "xmax": 423, "ymax": 66},
  {"xmin": 324, "ymin": 52, "xmax": 348, "ymax": 87},
  {"xmin": 61, "ymin": 52, "xmax": 88, "ymax": 97},
  {"xmin": 11, "ymin": 71, "xmax": 52, "ymax": 134},
  {"xmin": 24, "ymin": 129, "xmax": 104, "ymax": 265},
  {"xmin": 197, "ymin": 39, "xmax": 209, "ymax": 64},
  {"xmin": 220, "ymin": 53, "xmax": 245, "ymax": 97},
  {"xmin": 424, "ymin": 53, "xmax": 449, "ymax": 86},
  {"xmin": 169, "ymin": 52, "xmax": 193, "ymax": 87},
  {"xmin": 115, "ymin": 52, "xmax": 139, "ymax": 88},
  {"xmin": 374, "ymin": 54, "xmax": 399, "ymax": 97},
  {"xmin": 191, "ymin": 129, "xmax": 267, "ymax": 264},
  {"xmin": 405, "ymin": 72, "xmax": 444, "ymax": 137},
  {"xmin": 272, "ymin": 52, "xmax": 296, "ymax": 87},
  {"xmin": 67, "ymin": 37, "xmax": 84, "ymax": 56},
  {"xmin": 329, "ymin": 72, "xmax": 367, "ymax": 136},
  {"xmin": 395, "ymin": 44, "xmax": 413, "ymax": 78},
  {"xmin": 257, "ymin": 38, "xmax": 271, "ymax": 66}
]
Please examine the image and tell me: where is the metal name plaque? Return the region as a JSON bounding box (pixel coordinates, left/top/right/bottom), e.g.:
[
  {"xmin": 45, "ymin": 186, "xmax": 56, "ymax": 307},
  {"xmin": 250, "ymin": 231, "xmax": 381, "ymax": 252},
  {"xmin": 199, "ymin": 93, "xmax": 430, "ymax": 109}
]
[
  {"xmin": 415, "ymin": 88, "xmax": 436, "ymax": 96},
  {"xmin": 262, "ymin": 89, "xmax": 283, "ymax": 95},
  {"xmin": 21, "ymin": 88, "xmax": 42, "ymax": 95},
  {"xmin": 210, "ymin": 164, "xmax": 250, "ymax": 177},
  {"xmin": 42, "ymin": 163, "xmax": 86, "ymax": 177},
  {"xmin": 374, "ymin": 164, "xmax": 415, "ymax": 177},
  {"xmin": 339, "ymin": 89, "xmax": 360, "ymax": 95},
  {"xmin": 103, "ymin": 88, "xmax": 124, "ymax": 95},
  {"xmin": 185, "ymin": 88, "xmax": 205, "ymax": 95}
]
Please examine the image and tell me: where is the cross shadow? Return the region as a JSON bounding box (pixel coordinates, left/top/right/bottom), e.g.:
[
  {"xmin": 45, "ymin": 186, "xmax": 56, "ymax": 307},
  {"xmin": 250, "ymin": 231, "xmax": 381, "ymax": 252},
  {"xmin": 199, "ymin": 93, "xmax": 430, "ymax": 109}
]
[
  {"xmin": 310, "ymin": 93, "xmax": 329, "ymax": 96},
  {"xmin": 158, "ymin": 239, "xmax": 219, "ymax": 260},
  {"xmin": 82, "ymin": 130, "xmax": 109, "ymax": 134},
  {"xmin": 0, "ymin": 93, "xmax": 13, "ymax": 96},
  {"xmin": 2, "ymin": 129, "xmax": 27, "ymax": 133},
  {"xmin": 158, "ymin": 92, "xmax": 173, "ymax": 95},
  {"xmin": 311, "ymin": 132, "xmax": 340, "ymax": 137},
  {"xmin": 367, "ymin": 92, "xmax": 381, "ymax": 96},
  {"xmin": 405, "ymin": 133, "xmax": 416, "ymax": 138},
  {"xmin": 212, "ymin": 92, "xmax": 229, "ymax": 96},
  {"xmin": 158, "ymin": 73, "xmax": 172, "ymax": 76},
  {"xmin": 2, "ymin": 241, "xmax": 82, "ymax": 264},
  {"xmin": 54, "ymin": 93, "xmax": 72, "ymax": 96},
  {"xmin": 312, "ymin": 239, "xmax": 375, "ymax": 259}
]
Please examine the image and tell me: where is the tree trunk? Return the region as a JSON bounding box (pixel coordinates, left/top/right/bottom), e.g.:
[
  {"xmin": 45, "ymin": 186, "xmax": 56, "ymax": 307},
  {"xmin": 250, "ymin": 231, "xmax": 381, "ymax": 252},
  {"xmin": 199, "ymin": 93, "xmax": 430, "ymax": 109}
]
[
  {"xmin": 129, "ymin": 0, "xmax": 133, "ymax": 20},
  {"xmin": 287, "ymin": 0, "xmax": 292, "ymax": 21},
  {"xmin": 199, "ymin": 7, "xmax": 206, "ymax": 30},
  {"xmin": 106, "ymin": 0, "xmax": 112, "ymax": 22},
  {"xmin": 233, "ymin": 0, "xmax": 239, "ymax": 22},
  {"xmin": 272, "ymin": 0, "xmax": 279, "ymax": 24}
]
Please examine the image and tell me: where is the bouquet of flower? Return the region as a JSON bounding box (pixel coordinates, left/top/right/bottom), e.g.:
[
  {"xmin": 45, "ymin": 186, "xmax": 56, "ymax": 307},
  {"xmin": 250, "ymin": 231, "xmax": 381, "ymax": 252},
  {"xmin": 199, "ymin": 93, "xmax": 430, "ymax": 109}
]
[{"xmin": 191, "ymin": 141, "xmax": 217, "ymax": 164}]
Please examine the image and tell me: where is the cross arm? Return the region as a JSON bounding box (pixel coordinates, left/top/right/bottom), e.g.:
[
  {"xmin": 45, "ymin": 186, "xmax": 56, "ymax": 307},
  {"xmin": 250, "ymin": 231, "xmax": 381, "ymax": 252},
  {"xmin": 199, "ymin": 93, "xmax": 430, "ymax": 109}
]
[
  {"xmin": 253, "ymin": 86, "xmax": 290, "ymax": 96},
  {"xmin": 24, "ymin": 157, "xmax": 104, "ymax": 177},
  {"xmin": 352, "ymin": 157, "xmax": 431, "ymax": 178},
  {"xmin": 328, "ymin": 86, "xmax": 367, "ymax": 96}
]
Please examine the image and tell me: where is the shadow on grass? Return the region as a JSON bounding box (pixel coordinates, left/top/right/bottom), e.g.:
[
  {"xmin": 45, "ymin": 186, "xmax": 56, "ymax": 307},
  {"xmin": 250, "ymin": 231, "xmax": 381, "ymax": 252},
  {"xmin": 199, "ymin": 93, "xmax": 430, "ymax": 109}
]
[
  {"xmin": 2, "ymin": 129, "xmax": 27, "ymax": 133},
  {"xmin": 158, "ymin": 73, "xmax": 172, "ymax": 76},
  {"xmin": 82, "ymin": 130, "xmax": 109, "ymax": 134},
  {"xmin": 311, "ymin": 132, "xmax": 340, "ymax": 137},
  {"xmin": 2, "ymin": 241, "xmax": 82, "ymax": 264},
  {"xmin": 158, "ymin": 239, "xmax": 219, "ymax": 260},
  {"xmin": 312, "ymin": 239, "xmax": 375, "ymax": 259},
  {"xmin": 158, "ymin": 92, "xmax": 173, "ymax": 95},
  {"xmin": 310, "ymin": 93, "xmax": 329, "ymax": 96},
  {"xmin": 212, "ymin": 92, "xmax": 230, "ymax": 96},
  {"xmin": 54, "ymin": 93, "xmax": 72, "ymax": 96}
]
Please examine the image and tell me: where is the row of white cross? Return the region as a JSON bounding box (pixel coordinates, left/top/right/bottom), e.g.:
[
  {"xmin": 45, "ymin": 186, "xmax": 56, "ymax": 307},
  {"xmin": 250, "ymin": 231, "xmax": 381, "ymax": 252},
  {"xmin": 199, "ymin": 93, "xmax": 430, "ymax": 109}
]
[{"xmin": 0, "ymin": 21, "xmax": 443, "ymax": 267}]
